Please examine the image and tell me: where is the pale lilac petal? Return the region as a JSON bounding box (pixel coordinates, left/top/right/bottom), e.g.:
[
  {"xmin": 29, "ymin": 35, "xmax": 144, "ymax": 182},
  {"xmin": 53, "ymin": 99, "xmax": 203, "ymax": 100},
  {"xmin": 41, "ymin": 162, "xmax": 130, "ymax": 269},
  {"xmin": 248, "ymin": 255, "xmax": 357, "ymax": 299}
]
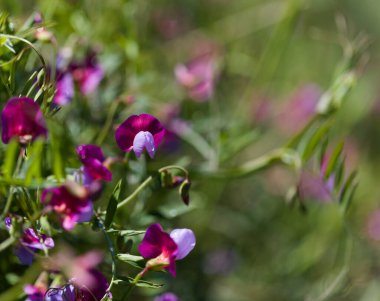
[
  {"xmin": 54, "ymin": 73, "xmax": 74, "ymax": 105},
  {"xmin": 170, "ymin": 229, "xmax": 196, "ymax": 260},
  {"xmin": 133, "ymin": 131, "xmax": 156, "ymax": 158}
]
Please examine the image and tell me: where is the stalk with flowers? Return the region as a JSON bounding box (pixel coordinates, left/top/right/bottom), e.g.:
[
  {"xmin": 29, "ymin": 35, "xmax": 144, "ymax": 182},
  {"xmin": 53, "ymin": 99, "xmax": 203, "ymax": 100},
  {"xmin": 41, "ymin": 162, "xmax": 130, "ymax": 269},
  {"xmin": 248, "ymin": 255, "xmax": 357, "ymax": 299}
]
[{"xmin": 0, "ymin": 3, "xmax": 371, "ymax": 301}]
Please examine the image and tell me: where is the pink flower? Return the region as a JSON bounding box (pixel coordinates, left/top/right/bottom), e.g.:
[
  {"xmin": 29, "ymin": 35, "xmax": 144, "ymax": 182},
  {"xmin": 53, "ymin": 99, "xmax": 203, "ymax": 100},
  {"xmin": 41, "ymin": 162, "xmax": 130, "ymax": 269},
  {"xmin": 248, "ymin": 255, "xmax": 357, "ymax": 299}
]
[
  {"xmin": 1, "ymin": 97, "xmax": 47, "ymax": 144},
  {"xmin": 41, "ymin": 182, "xmax": 93, "ymax": 230},
  {"xmin": 76, "ymin": 144, "xmax": 112, "ymax": 182},
  {"xmin": 368, "ymin": 210, "xmax": 380, "ymax": 241},
  {"xmin": 139, "ymin": 223, "xmax": 196, "ymax": 277},
  {"xmin": 115, "ymin": 114, "xmax": 165, "ymax": 158},
  {"xmin": 175, "ymin": 53, "xmax": 217, "ymax": 102}
]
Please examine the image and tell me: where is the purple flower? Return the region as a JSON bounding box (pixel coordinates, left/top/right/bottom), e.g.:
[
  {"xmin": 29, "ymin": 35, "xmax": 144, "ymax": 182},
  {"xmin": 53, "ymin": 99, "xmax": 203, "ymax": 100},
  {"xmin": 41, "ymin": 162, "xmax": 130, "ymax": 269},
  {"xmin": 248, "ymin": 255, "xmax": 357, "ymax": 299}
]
[
  {"xmin": 154, "ymin": 292, "xmax": 181, "ymax": 301},
  {"xmin": 175, "ymin": 53, "xmax": 217, "ymax": 102},
  {"xmin": 115, "ymin": 114, "xmax": 165, "ymax": 158},
  {"xmin": 41, "ymin": 183, "xmax": 93, "ymax": 230},
  {"xmin": 1, "ymin": 97, "xmax": 47, "ymax": 144},
  {"xmin": 139, "ymin": 223, "xmax": 195, "ymax": 277},
  {"xmin": 24, "ymin": 284, "xmax": 45, "ymax": 301},
  {"xmin": 53, "ymin": 72, "xmax": 74, "ymax": 106},
  {"xmin": 70, "ymin": 53, "xmax": 104, "ymax": 96},
  {"xmin": 76, "ymin": 144, "xmax": 112, "ymax": 182},
  {"xmin": 17, "ymin": 228, "xmax": 54, "ymax": 265}
]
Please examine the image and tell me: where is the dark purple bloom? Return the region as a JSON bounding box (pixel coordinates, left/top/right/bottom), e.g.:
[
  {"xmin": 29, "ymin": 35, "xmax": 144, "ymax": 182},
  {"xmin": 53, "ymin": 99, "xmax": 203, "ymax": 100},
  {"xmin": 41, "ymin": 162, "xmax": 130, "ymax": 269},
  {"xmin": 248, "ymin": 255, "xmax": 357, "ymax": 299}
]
[
  {"xmin": 43, "ymin": 270, "xmax": 109, "ymax": 301},
  {"xmin": 53, "ymin": 72, "xmax": 74, "ymax": 106},
  {"xmin": 154, "ymin": 292, "xmax": 181, "ymax": 301},
  {"xmin": 115, "ymin": 114, "xmax": 165, "ymax": 158},
  {"xmin": 1, "ymin": 97, "xmax": 47, "ymax": 144},
  {"xmin": 139, "ymin": 224, "xmax": 195, "ymax": 276},
  {"xmin": 175, "ymin": 53, "xmax": 217, "ymax": 102},
  {"xmin": 41, "ymin": 183, "xmax": 93, "ymax": 230},
  {"xmin": 76, "ymin": 144, "xmax": 112, "ymax": 182},
  {"xmin": 16, "ymin": 228, "xmax": 54, "ymax": 265}
]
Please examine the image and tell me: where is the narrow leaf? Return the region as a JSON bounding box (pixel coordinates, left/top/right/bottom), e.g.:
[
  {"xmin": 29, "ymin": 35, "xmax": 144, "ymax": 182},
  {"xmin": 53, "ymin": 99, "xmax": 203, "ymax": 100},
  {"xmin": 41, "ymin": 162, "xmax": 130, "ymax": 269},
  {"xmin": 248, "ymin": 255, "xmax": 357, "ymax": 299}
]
[{"xmin": 104, "ymin": 180, "xmax": 122, "ymax": 229}]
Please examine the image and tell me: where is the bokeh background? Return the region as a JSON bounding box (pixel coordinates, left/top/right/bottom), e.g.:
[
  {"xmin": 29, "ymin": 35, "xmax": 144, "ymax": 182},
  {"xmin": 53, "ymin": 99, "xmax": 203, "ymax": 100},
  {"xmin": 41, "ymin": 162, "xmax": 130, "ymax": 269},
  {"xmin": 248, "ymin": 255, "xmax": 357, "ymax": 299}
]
[{"xmin": 2, "ymin": 0, "xmax": 380, "ymax": 300}]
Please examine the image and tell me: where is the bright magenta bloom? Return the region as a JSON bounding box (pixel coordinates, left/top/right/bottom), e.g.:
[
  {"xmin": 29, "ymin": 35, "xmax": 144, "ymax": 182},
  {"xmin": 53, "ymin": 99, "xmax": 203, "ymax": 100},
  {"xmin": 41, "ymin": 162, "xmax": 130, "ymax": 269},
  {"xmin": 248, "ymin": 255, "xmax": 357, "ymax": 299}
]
[
  {"xmin": 76, "ymin": 144, "xmax": 112, "ymax": 182},
  {"xmin": 1, "ymin": 97, "xmax": 47, "ymax": 144},
  {"xmin": 115, "ymin": 114, "xmax": 165, "ymax": 158},
  {"xmin": 41, "ymin": 183, "xmax": 93, "ymax": 230},
  {"xmin": 139, "ymin": 223, "xmax": 196, "ymax": 276}
]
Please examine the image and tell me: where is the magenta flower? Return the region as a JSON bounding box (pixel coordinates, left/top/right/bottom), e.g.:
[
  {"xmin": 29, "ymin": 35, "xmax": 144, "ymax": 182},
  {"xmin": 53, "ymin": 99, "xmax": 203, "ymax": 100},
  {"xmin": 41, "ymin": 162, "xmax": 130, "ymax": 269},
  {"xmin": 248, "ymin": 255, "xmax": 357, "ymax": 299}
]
[
  {"xmin": 70, "ymin": 52, "xmax": 104, "ymax": 96},
  {"xmin": 139, "ymin": 223, "xmax": 196, "ymax": 276},
  {"xmin": 175, "ymin": 53, "xmax": 217, "ymax": 102},
  {"xmin": 41, "ymin": 183, "xmax": 93, "ymax": 230},
  {"xmin": 16, "ymin": 228, "xmax": 54, "ymax": 265},
  {"xmin": 115, "ymin": 114, "xmax": 165, "ymax": 158},
  {"xmin": 154, "ymin": 292, "xmax": 181, "ymax": 301},
  {"xmin": 1, "ymin": 97, "xmax": 47, "ymax": 144},
  {"xmin": 24, "ymin": 285, "xmax": 45, "ymax": 301},
  {"xmin": 53, "ymin": 72, "xmax": 74, "ymax": 106},
  {"xmin": 76, "ymin": 144, "xmax": 112, "ymax": 182}
]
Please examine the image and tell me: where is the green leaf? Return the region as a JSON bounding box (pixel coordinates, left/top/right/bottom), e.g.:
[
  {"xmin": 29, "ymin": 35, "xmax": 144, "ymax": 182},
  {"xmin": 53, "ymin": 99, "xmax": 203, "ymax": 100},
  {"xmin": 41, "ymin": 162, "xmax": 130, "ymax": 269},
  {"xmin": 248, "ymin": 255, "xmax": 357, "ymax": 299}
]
[
  {"xmin": 2, "ymin": 139, "xmax": 19, "ymax": 178},
  {"xmin": 24, "ymin": 139, "xmax": 45, "ymax": 185},
  {"xmin": 118, "ymin": 230, "xmax": 145, "ymax": 237},
  {"xmin": 301, "ymin": 121, "xmax": 332, "ymax": 162},
  {"xmin": 114, "ymin": 276, "xmax": 164, "ymax": 289},
  {"xmin": 116, "ymin": 253, "xmax": 145, "ymax": 269},
  {"xmin": 339, "ymin": 171, "xmax": 358, "ymax": 212},
  {"xmin": 104, "ymin": 180, "xmax": 122, "ymax": 229},
  {"xmin": 324, "ymin": 141, "xmax": 344, "ymax": 179}
]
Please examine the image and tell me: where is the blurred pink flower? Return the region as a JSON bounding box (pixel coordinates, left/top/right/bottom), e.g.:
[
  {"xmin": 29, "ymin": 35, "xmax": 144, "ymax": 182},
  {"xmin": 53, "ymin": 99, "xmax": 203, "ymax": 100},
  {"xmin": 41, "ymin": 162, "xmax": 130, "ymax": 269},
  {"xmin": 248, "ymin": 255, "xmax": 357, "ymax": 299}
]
[
  {"xmin": 367, "ymin": 210, "xmax": 380, "ymax": 241},
  {"xmin": 175, "ymin": 53, "xmax": 218, "ymax": 102}
]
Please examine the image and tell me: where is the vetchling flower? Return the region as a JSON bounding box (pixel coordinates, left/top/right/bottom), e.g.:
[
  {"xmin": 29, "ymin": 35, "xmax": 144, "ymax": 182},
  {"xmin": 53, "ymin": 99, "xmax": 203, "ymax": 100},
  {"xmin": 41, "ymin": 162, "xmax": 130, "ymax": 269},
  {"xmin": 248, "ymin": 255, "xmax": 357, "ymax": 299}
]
[
  {"xmin": 5, "ymin": 218, "xmax": 54, "ymax": 265},
  {"xmin": 76, "ymin": 144, "xmax": 112, "ymax": 182},
  {"xmin": 53, "ymin": 72, "xmax": 74, "ymax": 106},
  {"xmin": 139, "ymin": 223, "xmax": 196, "ymax": 276},
  {"xmin": 154, "ymin": 292, "xmax": 181, "ymax": 301},
  {"xmin": 175, "ymin": 53, "xmax": 218, "ymax": 102},
  {"xmin": 1, "ymin": 97, "xmax": 47, "ymax": 144},
  {"xmin": 69, "ymin": 51, "xmax": 104, "ymax": 96},
  {"xmin": 115, "ymin": 114, "xmax": 165, "ymax": 158},
  {"xmin": 41, "ymin": 182, "xmax": 93, "ymax": 230}
]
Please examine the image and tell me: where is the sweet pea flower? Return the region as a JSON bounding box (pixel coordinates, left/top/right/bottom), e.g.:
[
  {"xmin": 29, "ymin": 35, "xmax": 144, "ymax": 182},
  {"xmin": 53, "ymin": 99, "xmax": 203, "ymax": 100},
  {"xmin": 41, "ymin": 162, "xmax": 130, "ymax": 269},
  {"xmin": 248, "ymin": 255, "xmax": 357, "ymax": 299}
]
[
  {"xmin": 175, "ymin": 53, "xmax": 217, "ymax": 102},
  {"xmin": 41, "ymin": 182, "xmax": 93, "ymax": 230},
  {"xmin": 5, "ymin": 218, "xmax": 54, "ymax": 265},
  {"xmin": 1, "ymin": 97, "xmax": 47, "ymax": 144},
  {"xmin": 69, "ymin": 52, "xmax": 104, "ymax": 96},
  {"xmin": 154, "ymin": 292, "xmax": 181, "ymax": 301},
  {"xmin": 139, "ymin": 223, "xmax": 196, "ymax": 276},
  {"xmin": 115, "ymin": 114, "xmax": 165, "ymax": 158},
  {"xmin": 53, "ymin": 72, "xmax": 74, "ymax": 106},
  {"xmin": 15, "ymin": 228, "xmax": 55, "ymax": 265},
  {"xmin": 76, "ymin": 144, "xmax": 112, "ymax": 182}
]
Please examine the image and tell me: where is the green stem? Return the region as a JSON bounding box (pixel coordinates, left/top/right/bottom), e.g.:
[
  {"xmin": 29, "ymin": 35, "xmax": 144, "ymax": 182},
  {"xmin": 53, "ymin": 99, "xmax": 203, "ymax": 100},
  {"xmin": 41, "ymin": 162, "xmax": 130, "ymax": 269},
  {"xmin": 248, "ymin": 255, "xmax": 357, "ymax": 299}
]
[
  {"xmin": 122, "ymin": 267, "xmax": 149, "ymax": 300},
  {"xmin": 0, "ymin": 34, "xmax": 49, "ymax": 90},
  {"xmin": 191, "ymin": 148, "xmax": 300, "ymax": 179},
  {"xmin": 96, "ymin": 100, "xmax": 120, "ymax": 145},
  {"xmin": 0, "ymin": 236, "xmax": 16, "ymax": 253},
  {"xmin": 117, "ymin": 165, "xmax": 189, "ymax": 209}
]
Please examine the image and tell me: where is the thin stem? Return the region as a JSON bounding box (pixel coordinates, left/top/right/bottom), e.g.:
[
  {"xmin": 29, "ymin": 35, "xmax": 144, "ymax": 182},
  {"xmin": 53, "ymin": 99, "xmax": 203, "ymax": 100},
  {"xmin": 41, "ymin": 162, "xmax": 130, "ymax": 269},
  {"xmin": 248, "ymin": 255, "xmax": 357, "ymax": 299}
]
[
  {"xmin": 122, "ymin": 267, "xmax": 149, "ymax": 301},
  {"xmin": 0, "ymin": 236, "xmax": 16, "ymax": 252},
  {"xmin": 117, "ymin": 165, "xmax": 190, "ymax": 209},
  {"xmin": 117, "ymin": 176, "xmax": 153, "ymax": 209},
  {"xmin": 191, "ymin": 148, "xmax": 301, "ymax": 179},
  {"xmin": 1, "ymin": 149, "xmax": 24, "ymax": 218},
  {"xmin": 0, "ymin": 34, "xmax": 49, "ymax": 89},
  {"xmin": 96, "ymin": 100, "xmax": 120, "ymax": 145}
]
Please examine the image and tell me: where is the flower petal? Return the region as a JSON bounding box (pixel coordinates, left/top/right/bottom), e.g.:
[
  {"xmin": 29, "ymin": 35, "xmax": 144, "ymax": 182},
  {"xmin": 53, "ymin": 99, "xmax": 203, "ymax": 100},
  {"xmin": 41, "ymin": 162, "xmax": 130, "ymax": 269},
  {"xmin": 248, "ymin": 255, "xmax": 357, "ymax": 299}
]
[
  {"xmin": 170, "ymin": 229, "xmax": 196, "ymax": 260},
  {"xmin": 133, "ymin": 131, "xmax": 156, "ymax": 158}
]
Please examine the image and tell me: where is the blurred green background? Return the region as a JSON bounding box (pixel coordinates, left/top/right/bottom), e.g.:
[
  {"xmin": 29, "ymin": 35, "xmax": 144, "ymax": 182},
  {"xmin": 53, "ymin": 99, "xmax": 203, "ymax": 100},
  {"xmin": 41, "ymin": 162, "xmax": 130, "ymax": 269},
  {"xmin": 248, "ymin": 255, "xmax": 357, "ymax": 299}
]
[{"xmin": 2, "ymin": 0, "xmax": 380, "ymax": 300}]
